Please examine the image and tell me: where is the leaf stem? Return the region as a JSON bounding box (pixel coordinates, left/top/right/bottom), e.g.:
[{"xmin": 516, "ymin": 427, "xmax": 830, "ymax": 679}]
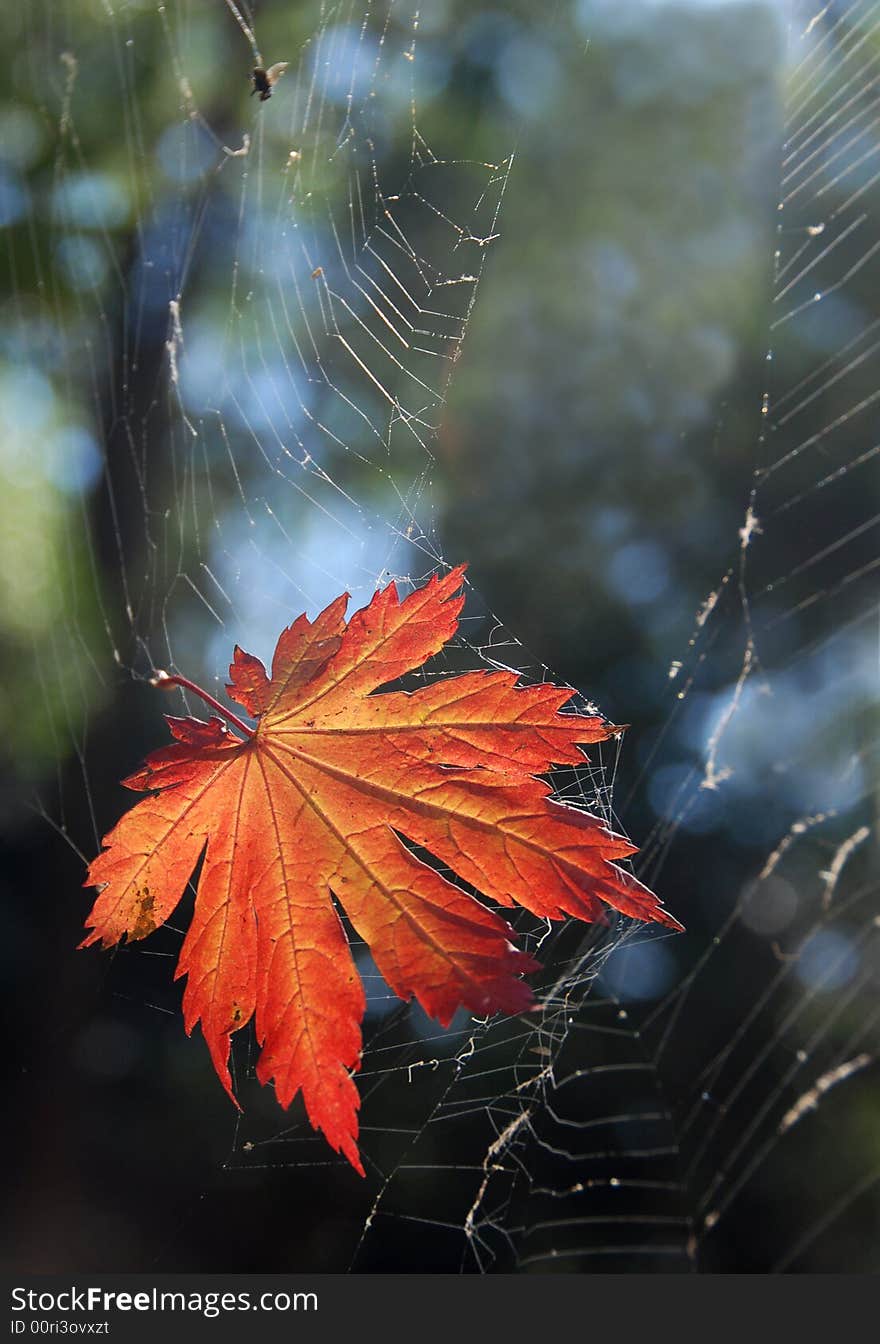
[{"xmin": 150, "ymin": 670, "xmax": 255, "ymax": 739}]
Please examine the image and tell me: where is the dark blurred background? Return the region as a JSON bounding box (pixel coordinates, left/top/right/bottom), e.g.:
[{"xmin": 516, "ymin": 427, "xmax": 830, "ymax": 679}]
[{"xmin": 3, "ymin": 0, "xmax": 879, "ymax": 1273}]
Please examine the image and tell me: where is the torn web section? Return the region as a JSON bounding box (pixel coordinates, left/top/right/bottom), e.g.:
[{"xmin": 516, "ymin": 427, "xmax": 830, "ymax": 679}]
[{"xmin": 673, "ymin": 0, "xmax": 880, "ymax": 1269}]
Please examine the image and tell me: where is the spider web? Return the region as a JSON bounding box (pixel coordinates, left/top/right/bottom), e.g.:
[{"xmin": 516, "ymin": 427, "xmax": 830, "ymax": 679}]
[{"xmin": 5, "ymin": 0, "xmax": 879, "ymax": 1274}]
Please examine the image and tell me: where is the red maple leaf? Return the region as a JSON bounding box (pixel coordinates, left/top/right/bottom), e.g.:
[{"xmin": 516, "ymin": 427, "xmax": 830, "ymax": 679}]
[{"xmin": 82, "ymin": 565, "xmax": 680, "ymax": 1174}]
